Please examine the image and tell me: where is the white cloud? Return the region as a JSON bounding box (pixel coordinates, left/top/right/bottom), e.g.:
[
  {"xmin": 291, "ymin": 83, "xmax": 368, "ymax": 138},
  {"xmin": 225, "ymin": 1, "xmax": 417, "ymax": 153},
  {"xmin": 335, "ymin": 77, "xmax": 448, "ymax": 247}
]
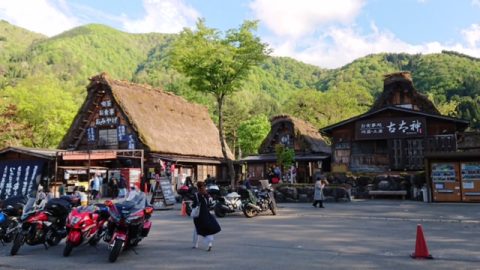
[
  {"xmin": 267, "ymin": 23, "xmax": 480, "ymax": 68},
  {"xmin": 121, "ymin": 0, "xmax": 200, "ymax": 33},
  {"xmin": 472, "ymin": 0, "xmax": 480, "ymax": 8},
  {"xmin": 0, "ymin": 0, "xmax": 79, "ymax": 36},
  {"xmin": 250, "ymin": 0, "xmax": 364, "ymax": 38},
  {"xmin": 250, "ymin": 0, "xmax": 480, "ymax": 68},
  {"xmin": 462, "ymin": 24, "xmax": 480, "ymax": 47}
]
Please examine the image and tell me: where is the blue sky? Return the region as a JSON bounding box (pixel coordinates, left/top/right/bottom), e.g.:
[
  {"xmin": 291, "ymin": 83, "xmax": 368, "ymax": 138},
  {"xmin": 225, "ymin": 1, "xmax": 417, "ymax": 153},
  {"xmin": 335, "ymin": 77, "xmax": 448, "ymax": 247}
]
[{"xmin": 1, "ymin": 0, "xmax": 480, "ymax": 68}]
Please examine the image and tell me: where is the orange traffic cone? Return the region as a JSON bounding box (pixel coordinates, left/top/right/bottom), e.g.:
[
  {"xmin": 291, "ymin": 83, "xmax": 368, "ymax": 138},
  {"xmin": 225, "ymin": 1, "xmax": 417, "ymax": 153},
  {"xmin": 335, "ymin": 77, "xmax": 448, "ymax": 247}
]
[
  {"xmin": 181, "ymin": 201, "xmax": 187, "ymax": 216},
  {"xmin": 411, "ymin": 224, "xmax": 433, "ymax": 259}
]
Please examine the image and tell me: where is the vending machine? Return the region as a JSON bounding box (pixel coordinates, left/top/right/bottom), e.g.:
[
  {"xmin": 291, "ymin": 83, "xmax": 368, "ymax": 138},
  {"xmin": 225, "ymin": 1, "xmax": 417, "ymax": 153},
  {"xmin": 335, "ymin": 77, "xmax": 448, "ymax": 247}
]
[{"xmin": 431, "ymin": 163, "xmax": 461, "ymax": 202}]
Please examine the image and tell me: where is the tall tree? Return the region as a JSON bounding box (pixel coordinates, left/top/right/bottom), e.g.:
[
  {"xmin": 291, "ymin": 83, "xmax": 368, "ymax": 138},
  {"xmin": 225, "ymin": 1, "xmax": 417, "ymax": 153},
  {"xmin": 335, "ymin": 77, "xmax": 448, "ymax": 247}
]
[
  {"xmin": 2, "ymin": 75, "xmax": 77, "ymax": 147},
  {"xmin": 237, "ymin": 114, "xmax": 270, "ymax": 157},
  {"xmin": 170, "ymin": 19, "xmax": 270, "ymax": 186}
]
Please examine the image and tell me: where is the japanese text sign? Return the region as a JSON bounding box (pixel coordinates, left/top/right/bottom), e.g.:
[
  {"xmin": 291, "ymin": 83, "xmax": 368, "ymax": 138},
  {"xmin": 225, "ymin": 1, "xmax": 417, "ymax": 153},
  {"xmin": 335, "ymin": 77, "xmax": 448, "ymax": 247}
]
[{"xmin": 355, "ymin": 117, "xmax": 426, "ymax": 139}]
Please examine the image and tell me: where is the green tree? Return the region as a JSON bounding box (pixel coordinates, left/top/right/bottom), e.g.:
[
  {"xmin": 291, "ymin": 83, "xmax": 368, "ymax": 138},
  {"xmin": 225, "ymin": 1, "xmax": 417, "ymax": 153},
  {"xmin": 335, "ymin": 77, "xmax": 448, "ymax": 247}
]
[
  {"xmin": 275, "ymin": 144, "xmax": 295, "ymax": 175},
  {"xmin": 0, "ymin": 103, "xmax": 33, "ymax": 148},
  {"xmin": 170, "ymin": 19, "xmax": 270, "ymax": 186},
  {"xmin": 237, "ymin": 114, "xmax": 270, "ymax": 157},
  {"xmin": 2, "ymin": 75, "xmax": 77, "ymax": 147}
]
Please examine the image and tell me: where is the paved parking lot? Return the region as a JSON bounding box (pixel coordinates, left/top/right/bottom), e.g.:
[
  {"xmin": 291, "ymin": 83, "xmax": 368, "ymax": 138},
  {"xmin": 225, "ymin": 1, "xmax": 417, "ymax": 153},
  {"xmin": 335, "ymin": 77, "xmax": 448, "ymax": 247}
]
[{"xmin": 1, "ymin": 200, "xmax": 479, "ymax": 270}]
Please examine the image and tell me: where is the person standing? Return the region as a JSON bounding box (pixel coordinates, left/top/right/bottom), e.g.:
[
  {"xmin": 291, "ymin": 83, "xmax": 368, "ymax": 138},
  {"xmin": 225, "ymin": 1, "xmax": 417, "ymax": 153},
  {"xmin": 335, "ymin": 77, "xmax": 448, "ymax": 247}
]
[
  {"xmin": 192, "ymin": 182, "xmax": 221, "ymax": 251},
  {"xmin": 90, "ymin": 174, "xmax": 101, "ymax": 200},
  {"xmin": 109, "ymin": 176, "xmax": 119, "ymax": 199},
  {"xmin": 118, "ymin": 175, "xmax": 127, "ymax": 198},
  {"xmin": 313, "ymin": 177, "xmax": 327, "ymax": 208}
]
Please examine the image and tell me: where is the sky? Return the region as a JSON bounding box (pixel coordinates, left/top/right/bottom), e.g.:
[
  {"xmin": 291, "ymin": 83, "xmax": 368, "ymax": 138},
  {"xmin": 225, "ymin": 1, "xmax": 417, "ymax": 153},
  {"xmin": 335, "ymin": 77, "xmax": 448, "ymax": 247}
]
[{"xmin": 1, "ymin": 0, "xmax": 480, "ymax": 68}]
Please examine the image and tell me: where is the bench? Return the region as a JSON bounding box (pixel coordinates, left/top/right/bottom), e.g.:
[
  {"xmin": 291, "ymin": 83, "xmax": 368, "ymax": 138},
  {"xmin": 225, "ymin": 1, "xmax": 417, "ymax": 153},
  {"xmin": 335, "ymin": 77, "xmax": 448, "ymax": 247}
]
[{"xmin": 369, "ymin": 190, "xmax": 407, "ymax": 200}]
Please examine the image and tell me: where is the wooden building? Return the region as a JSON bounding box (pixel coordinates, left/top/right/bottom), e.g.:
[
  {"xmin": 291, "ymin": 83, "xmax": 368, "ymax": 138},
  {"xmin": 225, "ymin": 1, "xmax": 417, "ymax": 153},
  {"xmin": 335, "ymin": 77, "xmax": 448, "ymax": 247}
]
[
  {"xmin": 242, "ymin": 115, "xmax": 331, "ymax": 183},
  {"xmin": 320, "ymin": 72, "xmax": 469, "ymax": 173},
  {"xmin": 0, "ymin": 147, "xmax": 58, "ymax": 199},
  {"xmin": 59, "ymin": 73, "xmax": 232, "ymax": 190}
]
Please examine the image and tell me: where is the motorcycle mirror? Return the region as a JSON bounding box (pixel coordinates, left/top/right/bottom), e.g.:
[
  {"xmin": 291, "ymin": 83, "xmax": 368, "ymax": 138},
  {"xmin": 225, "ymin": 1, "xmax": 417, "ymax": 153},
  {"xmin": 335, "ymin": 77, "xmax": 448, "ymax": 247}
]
[
  {"xmin": 104, "ymin": 200, "xmax": 114, "ymax": 207},
  {"xmin": 144, "ymin": 207, "xmax": 153, "ymax": 215}
]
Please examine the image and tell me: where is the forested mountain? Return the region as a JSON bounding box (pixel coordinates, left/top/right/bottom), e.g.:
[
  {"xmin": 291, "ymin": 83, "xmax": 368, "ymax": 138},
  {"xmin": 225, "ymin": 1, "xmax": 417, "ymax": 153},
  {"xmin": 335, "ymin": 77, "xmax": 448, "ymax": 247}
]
[{"xmin": 1, "ymin": 21, "xmax": 479, "ymax": 156}]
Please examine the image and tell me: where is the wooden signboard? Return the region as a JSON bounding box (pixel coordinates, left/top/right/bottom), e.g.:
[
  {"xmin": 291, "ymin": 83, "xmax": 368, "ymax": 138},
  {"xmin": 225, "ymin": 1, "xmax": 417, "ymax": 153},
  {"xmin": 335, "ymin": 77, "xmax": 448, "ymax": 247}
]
[
  {"xmin": 150, "ymin": 177, "xmax": 176, "ymax": 209},
  {"xmin": 355, "ymin": 117, "xmax": 426, "ymax": 140}
]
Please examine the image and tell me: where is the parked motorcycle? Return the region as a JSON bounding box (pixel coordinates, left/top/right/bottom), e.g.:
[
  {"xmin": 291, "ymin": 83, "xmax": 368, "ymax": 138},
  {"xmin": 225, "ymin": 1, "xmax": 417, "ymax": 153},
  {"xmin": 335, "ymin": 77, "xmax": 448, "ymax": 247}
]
[
  {"xmin": 63, "ymin": 204, "xmax": 110, "ymax": 256},
  {"xmin": 240, "ymin": 180, "xmax": 277, "ymax": 218},
  {"xmin": 177, "ymin": 185, "xmax": 196, "ymax": 216},
  {"xmin": 10, "ymin": 196, "xmax": 78, "ymax": 256},
  {"xmin": 104, "ymin": 192, "xmax": 153, "ymax": 262},
  {"xmin": 214, "ymin": 191, "xmax": 242, "ymax": 218},
  {"xmin": 0, "ymin": 196, "xmax": 26, "ymax": 244}
]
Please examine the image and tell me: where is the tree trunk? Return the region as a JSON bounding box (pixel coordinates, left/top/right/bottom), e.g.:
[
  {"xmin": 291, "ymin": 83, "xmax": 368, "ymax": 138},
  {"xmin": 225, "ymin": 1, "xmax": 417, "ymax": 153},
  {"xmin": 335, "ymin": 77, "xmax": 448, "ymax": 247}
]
[{"xmin": 217, "ymin": 96, "xmax": 236, "ymax": 188}]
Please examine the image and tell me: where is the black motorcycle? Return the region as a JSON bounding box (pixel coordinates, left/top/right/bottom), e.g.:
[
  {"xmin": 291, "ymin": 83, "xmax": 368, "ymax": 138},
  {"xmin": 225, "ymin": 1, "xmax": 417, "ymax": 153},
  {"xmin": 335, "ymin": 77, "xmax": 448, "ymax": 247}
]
[
  {"xmin": 240, "ymin": 181, "xmax": 277, "ymax": 218},
  {"xmin": 0, "ymin": 196, "xmax": 26, "ymax": 244}
]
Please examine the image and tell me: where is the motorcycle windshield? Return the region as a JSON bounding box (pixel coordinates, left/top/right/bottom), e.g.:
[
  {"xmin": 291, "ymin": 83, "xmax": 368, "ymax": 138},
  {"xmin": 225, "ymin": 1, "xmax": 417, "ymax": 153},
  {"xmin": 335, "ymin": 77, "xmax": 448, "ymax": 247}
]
[
  {"xmin": 21, "ymin": 197, "xmax": 37, "ymax": 219},
  {"xmin": 75, "ymin": 205, "xmax": 96, "ymax": 213},
  {"xmin": 116, "ymin": 192, "xmax": 147, "ymax": 217}
]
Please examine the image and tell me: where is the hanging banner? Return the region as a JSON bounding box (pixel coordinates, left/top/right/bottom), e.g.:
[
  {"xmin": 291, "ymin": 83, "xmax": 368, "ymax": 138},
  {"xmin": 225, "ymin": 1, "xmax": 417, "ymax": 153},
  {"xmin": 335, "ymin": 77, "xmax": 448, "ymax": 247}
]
[
  {"xmin": 117, "ymin": 125, "xmax": 127, "ymax": 141},
  {"xmin": 127, "ymin": 134, "xmax": 136, "ymax": 149},
  {"xmin": 0, "ymin": 160, "xmax": 45, "ymax": 200},
  {"xmin": 87, "ymin": 127, "xmax": 96, "ymax": 142}
]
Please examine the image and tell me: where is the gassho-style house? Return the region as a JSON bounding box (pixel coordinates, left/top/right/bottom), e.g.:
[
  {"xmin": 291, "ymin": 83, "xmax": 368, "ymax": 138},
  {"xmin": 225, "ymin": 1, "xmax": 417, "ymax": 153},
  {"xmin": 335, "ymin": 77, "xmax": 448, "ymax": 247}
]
[
  {"xmin": 55, "ymin": 73, "xmax": 233, "ymax": 194},
  {"xmin": 320, "ymin": 72, "xmax": 476, "ymax": 202},
  {"xmin": 241, "ymin": 115, "xmax": 331, "ymax": 183}
]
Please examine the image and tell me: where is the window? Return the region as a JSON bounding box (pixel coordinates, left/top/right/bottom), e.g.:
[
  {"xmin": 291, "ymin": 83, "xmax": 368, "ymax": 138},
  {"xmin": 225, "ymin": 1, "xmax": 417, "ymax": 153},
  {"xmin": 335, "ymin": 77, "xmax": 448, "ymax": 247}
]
[{"xmin": 98, "ymin": 129, "xmax": 118, "ymax": 148}]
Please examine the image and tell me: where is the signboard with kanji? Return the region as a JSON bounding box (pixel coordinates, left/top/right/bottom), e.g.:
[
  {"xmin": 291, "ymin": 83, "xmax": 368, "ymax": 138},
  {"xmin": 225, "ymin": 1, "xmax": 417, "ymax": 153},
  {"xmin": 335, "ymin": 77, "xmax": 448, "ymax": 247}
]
[
  {"xmin": 355, "ymin": 117, "xmax": 426, "ymax": 140},
  {"xmin": 0, "ymin": 160, "xmax": 44, "ymax": 200},
  {"xmin": 87, "ymin": 127, "xmax": 96, "ymax": 142}
]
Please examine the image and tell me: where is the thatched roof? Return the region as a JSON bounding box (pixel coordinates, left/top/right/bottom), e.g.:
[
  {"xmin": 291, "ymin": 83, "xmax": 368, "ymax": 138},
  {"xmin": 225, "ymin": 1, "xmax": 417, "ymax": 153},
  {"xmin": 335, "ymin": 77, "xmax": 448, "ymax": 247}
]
[
  {"xmin": 370, "ymin": 72, "xmax": 440, "ymax": 115},
  {"xmin": 259, "ymin": 115, "xmax": 331, "ymax": 154},
  {"xmin": 61, "ymin": 73, "xmax": 232, "ymax": 159}
]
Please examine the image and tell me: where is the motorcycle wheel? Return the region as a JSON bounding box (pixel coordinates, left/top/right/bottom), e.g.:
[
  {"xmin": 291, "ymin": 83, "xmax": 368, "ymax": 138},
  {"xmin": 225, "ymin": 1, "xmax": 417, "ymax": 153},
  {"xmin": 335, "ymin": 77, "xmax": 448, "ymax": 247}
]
[
  {"xmin": 4, "ymin": 221, "xmax": 18, "ymax": 243},
  {"xmin": 269, "ymin": 201, "xmax": 277, "ymax": 215},
  {"xmin": 214, "ymin": 205, "xmax": 226, "ymax": 218},
  {"xmin": 186, "ymin": 204, "xmax": 192, "ymax": 216},
  {"xmin": 89, "ymin": 235, "xmax": 101, "ymax": 246},
  {"xmin": 243, "ymin": 207, "xmax": 256, "ymax": 218},
  {"xmin": 47, "ymin": 232, "xmax": 62, "ymax": 246},
  {"xmin": 10, "ymin": 233, "xmax": 24, "ymax": 256},
  {"xmin": 109, "ymin": 239, "xmax": 124, "ymax": 263},
  {"xmin": 63, "ymin": 242, "xmax": 73, "ymax": 257}
]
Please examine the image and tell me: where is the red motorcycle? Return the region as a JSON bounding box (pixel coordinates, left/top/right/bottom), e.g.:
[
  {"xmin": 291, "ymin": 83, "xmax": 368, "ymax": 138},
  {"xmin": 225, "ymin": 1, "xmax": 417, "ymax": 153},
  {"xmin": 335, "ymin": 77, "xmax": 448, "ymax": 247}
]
[
  {"xmin": 10, "ymin": 196, "xmax": 78, "ymax": 256},
  {"xmin": 63, "ymin": 204, "xmax": 110, "ymax": 256},
  {"xmin": 104, "ymin": 192, "xmax": 153, "ymax": 262}
]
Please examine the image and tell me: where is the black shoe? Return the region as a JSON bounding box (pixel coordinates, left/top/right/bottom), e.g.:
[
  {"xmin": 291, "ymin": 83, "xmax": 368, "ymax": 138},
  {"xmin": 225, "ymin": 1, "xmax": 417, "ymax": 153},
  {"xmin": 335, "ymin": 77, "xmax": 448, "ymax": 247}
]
[
  {"xmin": 207, "ymin": 246, "xmax": 212, "ymax": 252},
  {"xmin": 320, "ymin": 206, "xmax": 325, "ymax": 208}
]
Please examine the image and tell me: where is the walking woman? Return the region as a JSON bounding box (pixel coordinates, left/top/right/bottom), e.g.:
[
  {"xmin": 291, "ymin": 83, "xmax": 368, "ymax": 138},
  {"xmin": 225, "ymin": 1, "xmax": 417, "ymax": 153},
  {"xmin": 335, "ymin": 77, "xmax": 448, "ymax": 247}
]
[
  {"xmin": 313, "ymin": 176, "xmax": 327, "ymax": 208},
  {"xmin": 192, "ymin": 181, "xmax": 221, "ymax": 251}
]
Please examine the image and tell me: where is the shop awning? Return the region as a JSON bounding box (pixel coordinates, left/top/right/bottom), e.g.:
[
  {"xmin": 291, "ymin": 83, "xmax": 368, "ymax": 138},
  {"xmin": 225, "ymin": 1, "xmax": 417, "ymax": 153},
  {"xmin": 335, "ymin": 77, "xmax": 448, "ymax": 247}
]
[
  {"xmin": 58, "ymin": 166, "xmax": 109, "ymax": 175},
  {"xmin": 61, "ymin": 151, "xmax": 117, "ymax": 160}
]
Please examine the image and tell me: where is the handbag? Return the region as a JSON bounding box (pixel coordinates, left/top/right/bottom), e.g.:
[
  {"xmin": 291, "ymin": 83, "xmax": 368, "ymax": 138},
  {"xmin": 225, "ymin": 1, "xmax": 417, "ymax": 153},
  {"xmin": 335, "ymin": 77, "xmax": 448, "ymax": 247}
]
[{"xmin": 191, "ymin": 193, "xmax": 200, "ymax": 218}]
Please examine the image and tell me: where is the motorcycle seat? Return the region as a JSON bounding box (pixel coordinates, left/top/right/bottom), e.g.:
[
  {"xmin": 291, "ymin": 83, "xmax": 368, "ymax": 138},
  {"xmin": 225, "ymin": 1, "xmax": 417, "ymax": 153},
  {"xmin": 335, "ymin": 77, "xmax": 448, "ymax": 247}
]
[{"xmin": 226, "ymin": 192, "xmax": 241, "ymax": 199}]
